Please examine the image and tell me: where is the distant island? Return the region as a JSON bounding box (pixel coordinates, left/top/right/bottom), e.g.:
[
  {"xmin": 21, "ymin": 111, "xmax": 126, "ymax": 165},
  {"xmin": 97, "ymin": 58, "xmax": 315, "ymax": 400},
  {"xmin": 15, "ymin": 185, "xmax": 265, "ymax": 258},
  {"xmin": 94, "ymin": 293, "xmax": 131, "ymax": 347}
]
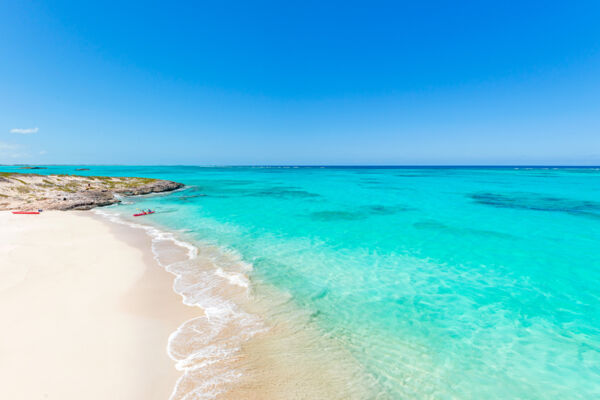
[{"xmin": 0, "ymin": 172, "xmax": 183, "ymax": 211}]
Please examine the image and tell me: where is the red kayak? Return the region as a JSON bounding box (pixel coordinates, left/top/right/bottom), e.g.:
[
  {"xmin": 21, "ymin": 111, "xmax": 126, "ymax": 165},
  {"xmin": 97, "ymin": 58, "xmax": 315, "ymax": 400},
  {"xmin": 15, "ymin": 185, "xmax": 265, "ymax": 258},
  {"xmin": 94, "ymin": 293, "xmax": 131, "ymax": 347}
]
[
  {"xmin": 133, "ymin": 211, "xmax": 155, "ymax": 217},
  {"xmin": 12, "ymin": 211, "xmax": 40, "ymax": 215}
]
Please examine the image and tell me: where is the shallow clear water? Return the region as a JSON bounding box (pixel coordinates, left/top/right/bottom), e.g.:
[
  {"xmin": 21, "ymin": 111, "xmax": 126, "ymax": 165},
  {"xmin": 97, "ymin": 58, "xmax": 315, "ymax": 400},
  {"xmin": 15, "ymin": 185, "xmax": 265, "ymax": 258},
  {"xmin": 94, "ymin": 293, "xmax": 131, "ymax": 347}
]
[{"xmin": 4, "ymin": 165, "xmax": 600, "ymax": 398}]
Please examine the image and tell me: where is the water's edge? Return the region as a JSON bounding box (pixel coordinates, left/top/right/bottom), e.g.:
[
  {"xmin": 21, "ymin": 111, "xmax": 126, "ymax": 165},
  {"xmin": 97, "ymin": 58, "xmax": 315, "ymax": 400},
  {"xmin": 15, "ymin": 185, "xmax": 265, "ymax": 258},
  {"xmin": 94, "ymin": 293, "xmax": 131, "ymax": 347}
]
[{"xmin": 92, "ymin": 208, "xmax": 380, "ymax": 400}]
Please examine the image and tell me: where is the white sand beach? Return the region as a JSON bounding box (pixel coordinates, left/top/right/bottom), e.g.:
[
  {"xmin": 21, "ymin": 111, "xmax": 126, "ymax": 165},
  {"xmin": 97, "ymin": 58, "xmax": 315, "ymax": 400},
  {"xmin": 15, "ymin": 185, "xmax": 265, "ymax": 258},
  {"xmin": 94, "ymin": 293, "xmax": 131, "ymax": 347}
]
[
  {"xmin": 0, "ymin": 211, "xmax": 197, "ymax": 400},
  {"xmin": 0, "ymin": 209, "xmax": 375, "ymax": 400}
]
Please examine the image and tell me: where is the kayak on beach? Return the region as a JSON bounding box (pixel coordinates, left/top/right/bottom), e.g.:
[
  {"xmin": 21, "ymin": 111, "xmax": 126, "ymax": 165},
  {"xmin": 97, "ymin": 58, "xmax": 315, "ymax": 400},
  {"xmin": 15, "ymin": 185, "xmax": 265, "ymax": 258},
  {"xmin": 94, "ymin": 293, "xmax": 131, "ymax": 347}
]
[{"xmin": 12, "ymin": 211, "xmax": 41, "ymax": 215}]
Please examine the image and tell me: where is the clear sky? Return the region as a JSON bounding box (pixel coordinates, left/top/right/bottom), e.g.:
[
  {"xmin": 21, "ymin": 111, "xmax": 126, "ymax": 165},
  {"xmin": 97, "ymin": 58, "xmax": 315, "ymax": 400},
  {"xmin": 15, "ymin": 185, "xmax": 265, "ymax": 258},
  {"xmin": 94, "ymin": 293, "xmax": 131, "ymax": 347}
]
[{"xmin": 1, "ymin": 1, "xmax": 599, "ymax": 165}]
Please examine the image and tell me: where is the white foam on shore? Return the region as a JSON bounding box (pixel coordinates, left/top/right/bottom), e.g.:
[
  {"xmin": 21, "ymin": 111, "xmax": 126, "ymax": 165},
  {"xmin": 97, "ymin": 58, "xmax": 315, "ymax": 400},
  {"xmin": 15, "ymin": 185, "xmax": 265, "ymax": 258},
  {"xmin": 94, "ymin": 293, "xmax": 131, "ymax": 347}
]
[
  {"xmin": 215, "ymin": 268, "xmax": 250, "ymax": 288},
  {"xmin": 94, "ymin": 209, "xmax": 267, "ymax": 399}
]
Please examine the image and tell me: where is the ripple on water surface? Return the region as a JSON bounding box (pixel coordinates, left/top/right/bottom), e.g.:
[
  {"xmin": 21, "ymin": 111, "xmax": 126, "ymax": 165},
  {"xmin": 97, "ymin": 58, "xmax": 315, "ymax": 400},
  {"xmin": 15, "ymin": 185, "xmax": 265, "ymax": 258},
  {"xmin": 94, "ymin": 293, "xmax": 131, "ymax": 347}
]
[
  {"xmin": 94, "ymin": 209, "xmax": 381, "ymax": 399},
  {"xmin": 80, "ymin": 166, "xmax": 600, "ymax": 400}
]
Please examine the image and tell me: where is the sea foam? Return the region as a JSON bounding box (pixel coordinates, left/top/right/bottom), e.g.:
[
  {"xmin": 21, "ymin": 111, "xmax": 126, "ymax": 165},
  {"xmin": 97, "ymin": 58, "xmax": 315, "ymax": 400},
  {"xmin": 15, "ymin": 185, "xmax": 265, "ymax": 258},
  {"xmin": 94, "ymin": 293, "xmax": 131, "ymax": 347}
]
[{"xmin": 94, "ymin": 209, "xmax": 266, "ymax": 399}]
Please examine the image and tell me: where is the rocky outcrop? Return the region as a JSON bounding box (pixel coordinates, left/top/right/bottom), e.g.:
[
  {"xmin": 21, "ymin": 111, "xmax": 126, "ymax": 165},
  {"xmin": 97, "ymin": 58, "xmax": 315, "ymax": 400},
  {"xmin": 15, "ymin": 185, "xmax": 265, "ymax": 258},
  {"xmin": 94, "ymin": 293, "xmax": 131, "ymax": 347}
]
[{"xmin": 0, "ymin": 173, "xmax": 183, "ymax": 211}]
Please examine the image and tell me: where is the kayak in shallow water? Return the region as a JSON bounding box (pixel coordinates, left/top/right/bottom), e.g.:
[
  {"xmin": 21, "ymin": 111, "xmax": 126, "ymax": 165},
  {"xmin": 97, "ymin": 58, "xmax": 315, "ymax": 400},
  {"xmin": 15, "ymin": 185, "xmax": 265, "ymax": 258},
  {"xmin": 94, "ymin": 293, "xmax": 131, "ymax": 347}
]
[{"xmin": 133, "ymin": 210, "xmax": 155, "ymax": 217}]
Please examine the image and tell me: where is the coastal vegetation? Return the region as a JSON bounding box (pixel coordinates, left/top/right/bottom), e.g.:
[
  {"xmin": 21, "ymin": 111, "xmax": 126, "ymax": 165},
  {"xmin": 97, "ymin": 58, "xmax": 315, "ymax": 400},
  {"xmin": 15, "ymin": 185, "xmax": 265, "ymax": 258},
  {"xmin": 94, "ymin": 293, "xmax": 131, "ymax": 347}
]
[{"xmin": 0, "ymin": 172, "xmax": 183, "ymax": 211}]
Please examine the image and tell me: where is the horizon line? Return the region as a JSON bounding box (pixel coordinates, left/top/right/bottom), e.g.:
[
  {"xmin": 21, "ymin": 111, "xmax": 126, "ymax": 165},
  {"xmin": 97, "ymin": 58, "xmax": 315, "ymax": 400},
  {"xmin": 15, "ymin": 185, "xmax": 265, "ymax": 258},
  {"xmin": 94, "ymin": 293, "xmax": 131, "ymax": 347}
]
[{"xmin": 1, "ymin": 164, "xmax": 600, "ymax": 168}]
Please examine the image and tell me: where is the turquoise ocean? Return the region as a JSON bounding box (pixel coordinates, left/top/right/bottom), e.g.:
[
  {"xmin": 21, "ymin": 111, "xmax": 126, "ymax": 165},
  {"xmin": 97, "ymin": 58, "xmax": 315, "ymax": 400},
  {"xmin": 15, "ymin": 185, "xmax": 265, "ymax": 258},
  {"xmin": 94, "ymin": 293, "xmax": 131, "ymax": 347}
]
[{"xmin": 3, "ymin": 165, "xmax": 600, "ymax": 398}]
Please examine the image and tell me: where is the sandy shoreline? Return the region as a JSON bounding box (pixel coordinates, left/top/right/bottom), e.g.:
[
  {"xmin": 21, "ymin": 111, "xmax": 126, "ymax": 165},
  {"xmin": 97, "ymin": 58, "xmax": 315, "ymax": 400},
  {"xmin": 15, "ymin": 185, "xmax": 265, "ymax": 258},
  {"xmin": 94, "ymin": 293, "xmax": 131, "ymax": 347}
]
[
  {"xmin": 0, "ymin": 209, "xmax": 377, "ymax": 399},
  {"xmin": 0, "ymin": 211, "xmax": 198, "ymax": 399}
]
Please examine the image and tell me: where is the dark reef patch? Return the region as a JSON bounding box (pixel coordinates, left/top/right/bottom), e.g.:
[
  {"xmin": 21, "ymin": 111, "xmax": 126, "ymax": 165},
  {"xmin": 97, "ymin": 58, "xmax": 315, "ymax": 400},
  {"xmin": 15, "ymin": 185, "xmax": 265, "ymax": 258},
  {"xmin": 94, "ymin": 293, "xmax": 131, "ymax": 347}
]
[
  {"xmin": 413, "ymin": 221, "xmax": 448, "ymax": 230},
  {"xmin": 413, "ymin": 220, "xmax": 516, "ymax": 239},
  {"xmin": 211, "ymin": 179, "xmax": 257, "ymax": 186},
  {"xmin": 251, "ymin": 187, "xmax": 320, "ymax": 198},
  {"xmin": 469, "ymin": 192, "xmax": 600, "ymax": 218},
  {"xmin": 363, "ymin": 204, "xmax": 412, "ymax": 215},
  {"xmin": 177, "ymin": 194, "xmax": 207, "ymax": 201},
  {"xmin": 519, "ymin": 172, "xmax": 560, "ymax": 178},
  {"xmin": 561, "ymin": 168, "xmax": 600, "ymax": 175},
  {"xmin": 310, "ymin": 210, "xmax": 366, "ymax": 221},
  {"xmin": 360, "ymin": 177, "xmax": 383, "ymax": 184},
  {"xmin": 395, "ymin": 170, "xmax": 460, "ymax": 178},
  {"xmin": 180, "ymin": 184, "xmax": 258, "ymax": 198},
  {"xmin": 178, "ymin": 184, "xmax": 320, "ymax": 199},
  {"xmin": 395, "ymin": 173, "xmax": 434, "ymax": 178}
]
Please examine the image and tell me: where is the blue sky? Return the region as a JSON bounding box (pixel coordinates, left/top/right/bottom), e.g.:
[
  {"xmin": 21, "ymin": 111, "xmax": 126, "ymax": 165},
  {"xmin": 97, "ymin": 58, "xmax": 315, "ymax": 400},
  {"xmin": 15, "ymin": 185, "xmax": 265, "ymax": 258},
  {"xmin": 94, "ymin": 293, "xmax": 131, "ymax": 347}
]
[{"xmin": 1, "ymin": 1, "xmax": 599, "ymax": 165}]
